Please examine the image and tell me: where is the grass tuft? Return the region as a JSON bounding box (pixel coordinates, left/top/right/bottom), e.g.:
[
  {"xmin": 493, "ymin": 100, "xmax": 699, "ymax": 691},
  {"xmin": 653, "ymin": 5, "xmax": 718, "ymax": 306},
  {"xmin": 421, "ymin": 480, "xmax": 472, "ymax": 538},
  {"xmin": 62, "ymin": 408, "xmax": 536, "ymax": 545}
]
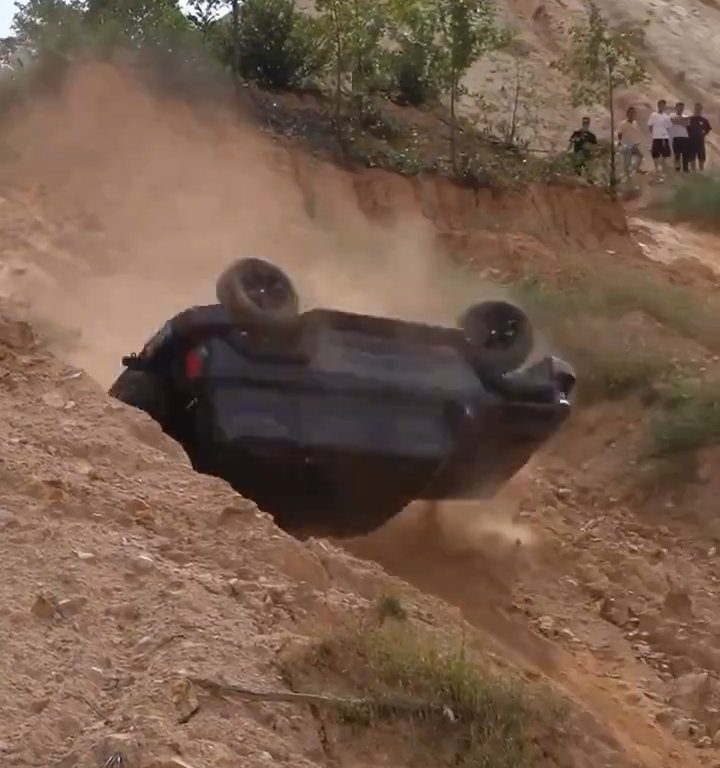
[
  {"xmin": 663, "ymin": 174, "xmax": 720, "ymax": 230},
  {"xmin": 375, "ymin": 592, "xmax": 408, "ymax": 623},
  {"xmin": 282, "ymin": 623, "xmax": 565, "ymax": 768},
  {"xmin": 650, "ymin": 378, "xmax": 720, "ymax": 455}
]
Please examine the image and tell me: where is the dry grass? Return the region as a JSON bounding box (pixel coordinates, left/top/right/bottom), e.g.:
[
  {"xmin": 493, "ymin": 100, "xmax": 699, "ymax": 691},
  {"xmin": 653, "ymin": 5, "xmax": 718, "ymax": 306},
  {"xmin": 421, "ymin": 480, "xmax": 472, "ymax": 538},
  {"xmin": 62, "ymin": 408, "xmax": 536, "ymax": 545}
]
[
  {"xmin": 550, "ymin": 329, "xmax": 673, "ymax": 401},
  {"xmin": 652, "ymin": 174, "xmax": 720, "ymax": 231},
  {"xmin": 510, "ymin": 268, "xmax": 716, "ymax": 401},
  {"xmin": 650, "ymin": 377, "xmax": 720, "ymax": 455},
  {"xmin": 513, "ymin": 266, "xmax": 720, "ymax": 349},
  {"xmin": 375, "ymin": 592, "xmax": 408, "ymax": 623},
  {"xmin": 507, "ymin": 266, "xmax": 720, "ymax": 461},
  {"xmin": 280, "ymin": 621, "xmax": 565, "ymax": 768}
]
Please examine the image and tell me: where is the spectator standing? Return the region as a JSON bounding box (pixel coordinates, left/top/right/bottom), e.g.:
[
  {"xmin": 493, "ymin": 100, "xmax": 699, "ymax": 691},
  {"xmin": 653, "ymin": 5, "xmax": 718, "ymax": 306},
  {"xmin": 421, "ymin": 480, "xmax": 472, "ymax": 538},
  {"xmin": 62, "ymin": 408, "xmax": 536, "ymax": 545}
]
[
  {"xmin": 688, "ymin": 102, "xmax": 712, "ymax": 171},
  {"xmin": 569, "ymin": 116, "xmax": 597, "ymax": 178},
  {"xmin": 617, "ymin": 106, "xmax": 644, "ymax": 178},
  {"xmin": 670, "ymin": 101, "xmax": 691, "ymax": 172},
  {"xmin": 647, "ymin": 99, "xmax": 673, "ymax": 174}
]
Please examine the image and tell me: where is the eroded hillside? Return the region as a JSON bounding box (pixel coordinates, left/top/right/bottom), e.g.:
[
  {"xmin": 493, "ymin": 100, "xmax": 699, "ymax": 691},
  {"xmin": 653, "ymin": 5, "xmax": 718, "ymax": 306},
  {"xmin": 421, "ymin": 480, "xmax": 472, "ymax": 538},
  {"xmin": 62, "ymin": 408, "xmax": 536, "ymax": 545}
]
[{"xmin": 2, "ymin": 62, "xmax": 720, "ymax": 768}]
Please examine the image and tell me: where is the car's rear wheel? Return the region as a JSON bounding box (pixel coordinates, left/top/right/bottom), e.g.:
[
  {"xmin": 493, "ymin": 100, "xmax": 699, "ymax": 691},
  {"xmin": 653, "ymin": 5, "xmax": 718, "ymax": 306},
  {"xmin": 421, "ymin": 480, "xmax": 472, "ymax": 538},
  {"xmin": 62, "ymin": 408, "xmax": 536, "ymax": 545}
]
[
  {"xmin": 216, "ymin": 257, "xmax": 300, "ymax": 327},
  {"xmin": 459, "ymin": 300, "xmax": 534, "ymax": 375}
]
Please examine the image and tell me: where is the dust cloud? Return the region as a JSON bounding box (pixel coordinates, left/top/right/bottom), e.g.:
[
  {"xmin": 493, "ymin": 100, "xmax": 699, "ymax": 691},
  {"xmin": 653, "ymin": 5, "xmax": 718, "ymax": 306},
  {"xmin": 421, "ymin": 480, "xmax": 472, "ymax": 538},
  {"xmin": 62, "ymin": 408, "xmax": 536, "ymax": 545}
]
[
  {"xmin": 0, "ymin": 61, "xmax": 506, "ymax": 388},
  {"xmin": 0, "ymin": 59, "xmax": 544, "ymax": 583}
]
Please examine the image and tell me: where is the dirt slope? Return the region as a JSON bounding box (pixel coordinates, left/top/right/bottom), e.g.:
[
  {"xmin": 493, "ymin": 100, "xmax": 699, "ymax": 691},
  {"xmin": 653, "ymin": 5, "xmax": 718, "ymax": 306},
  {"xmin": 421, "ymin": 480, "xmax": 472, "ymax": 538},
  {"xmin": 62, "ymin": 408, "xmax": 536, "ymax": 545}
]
[
  {"xmin": 3, "ymin": 310, "xmax": 571, "ymax": 768},
  {"xmin": 1, "ymin": 62, "xmax": 720, "ymax": 768}
]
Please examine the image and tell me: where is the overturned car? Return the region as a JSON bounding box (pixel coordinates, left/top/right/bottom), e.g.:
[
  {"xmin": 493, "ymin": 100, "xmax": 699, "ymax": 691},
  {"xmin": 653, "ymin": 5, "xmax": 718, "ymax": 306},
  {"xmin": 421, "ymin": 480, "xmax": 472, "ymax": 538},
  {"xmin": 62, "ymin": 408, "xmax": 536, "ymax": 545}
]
[{"xmin": 109, "ymin": 257, "xmax": 575, "ymax": 538}]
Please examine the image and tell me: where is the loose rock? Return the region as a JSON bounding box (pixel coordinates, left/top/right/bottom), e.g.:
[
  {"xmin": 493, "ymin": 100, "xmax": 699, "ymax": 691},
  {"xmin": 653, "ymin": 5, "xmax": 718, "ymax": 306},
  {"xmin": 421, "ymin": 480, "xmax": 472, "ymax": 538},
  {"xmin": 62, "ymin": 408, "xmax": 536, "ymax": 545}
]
[
  {"xmin": 31, "ymin": 593, "xmax": 58, "ymax": 619},
  {"xmin": 57, "ymin": 596, "xmax": 88, "ymax": 617},
  {"xmin": 128, "ymin": 554, "xmax": 155, "ymax": 574},
  {"xmin": 669, "ymin": 671, "xmax": 713, "ymax": 710}
]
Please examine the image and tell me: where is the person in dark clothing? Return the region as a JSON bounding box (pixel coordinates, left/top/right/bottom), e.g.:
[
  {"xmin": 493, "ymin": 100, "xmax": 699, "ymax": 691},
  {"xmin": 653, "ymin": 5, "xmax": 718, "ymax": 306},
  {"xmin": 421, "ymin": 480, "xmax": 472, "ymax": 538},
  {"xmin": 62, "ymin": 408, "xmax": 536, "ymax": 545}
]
[
  {"xmin": 688, "ymin": 102, "xmax": 712, "ymax": 171},
  {"xmin": 569, "ymin": 116, "xmax": 597, "ymax": 177}
]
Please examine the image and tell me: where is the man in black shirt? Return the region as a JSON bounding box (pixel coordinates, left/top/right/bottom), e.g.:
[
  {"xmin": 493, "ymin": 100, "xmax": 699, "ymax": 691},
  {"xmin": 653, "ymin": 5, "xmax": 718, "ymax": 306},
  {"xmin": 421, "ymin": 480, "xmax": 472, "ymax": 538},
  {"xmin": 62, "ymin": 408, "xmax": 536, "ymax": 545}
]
[
  {"xmin": 569, "ymin": 116, "xmax": 598, "ymax": 177},
  {"xmin": 688, "ymin": 102, "xmax": 712, "ymax": 171}
]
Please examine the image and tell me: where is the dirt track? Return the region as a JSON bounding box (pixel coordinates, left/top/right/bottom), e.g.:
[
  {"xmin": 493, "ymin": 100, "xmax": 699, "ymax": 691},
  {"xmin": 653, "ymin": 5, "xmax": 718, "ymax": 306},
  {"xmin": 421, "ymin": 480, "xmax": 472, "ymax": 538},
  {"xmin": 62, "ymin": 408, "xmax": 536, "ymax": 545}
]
[{"xmin": 2, "ymin": 62, "xmax": 720, "ymax": 767}]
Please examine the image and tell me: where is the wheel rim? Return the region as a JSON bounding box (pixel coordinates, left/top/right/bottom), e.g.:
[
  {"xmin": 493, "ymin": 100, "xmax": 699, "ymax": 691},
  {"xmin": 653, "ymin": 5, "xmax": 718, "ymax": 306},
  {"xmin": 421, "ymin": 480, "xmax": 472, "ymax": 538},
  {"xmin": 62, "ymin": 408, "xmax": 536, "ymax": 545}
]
[
  {"xmin": 244, "ymin": 272, "xmax": 291, "ymax": 312},
  {"xmin": 485, "ymin": 315, "xmax": 523, "ymax": 350},
  {"xmin": 236, "ymin": 259, "xmax": 297, "ymax": 315}
]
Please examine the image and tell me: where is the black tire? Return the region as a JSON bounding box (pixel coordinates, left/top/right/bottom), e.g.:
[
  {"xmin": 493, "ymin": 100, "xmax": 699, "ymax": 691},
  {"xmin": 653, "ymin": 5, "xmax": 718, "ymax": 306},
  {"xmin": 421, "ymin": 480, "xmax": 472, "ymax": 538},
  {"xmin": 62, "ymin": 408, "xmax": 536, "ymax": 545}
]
[
  {"xmin": 108, "ymin": 369, "xmax": 169, "ymax": 426},
  {"xmin": 216, "ymin": 257, "xmax": 299, "ymax": 327},
  {"xmin": 459, "ymin": 300, "xmax": 534, "ymax": 375}
]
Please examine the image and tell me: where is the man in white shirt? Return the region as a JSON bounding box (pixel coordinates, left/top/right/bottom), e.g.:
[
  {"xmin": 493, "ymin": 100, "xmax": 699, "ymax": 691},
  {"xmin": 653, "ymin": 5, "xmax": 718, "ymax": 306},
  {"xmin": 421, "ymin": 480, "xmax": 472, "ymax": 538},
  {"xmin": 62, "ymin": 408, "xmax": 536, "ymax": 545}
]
[
  {"xmin": 647, "ymin": 99, "xmax": 673, "ymax": 173},
  {"xmin": 669, "ymin": 101, "xmax": 690, "ymax": 172},
  {"xmin": 617, "ymin": 106, "xmax": 644, "ymax": 178}
]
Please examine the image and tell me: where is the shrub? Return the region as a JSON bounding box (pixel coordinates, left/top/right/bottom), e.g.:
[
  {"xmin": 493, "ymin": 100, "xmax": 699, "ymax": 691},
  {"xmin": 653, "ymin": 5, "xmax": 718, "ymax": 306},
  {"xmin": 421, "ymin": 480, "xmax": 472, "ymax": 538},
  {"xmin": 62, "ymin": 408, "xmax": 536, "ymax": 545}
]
[
  {"xmin": 389, "ymin": 44, "xmax": 440, "ymax": 106},
  {"xmin": 375, "ymin": 593, "xmax": 408, "ymax": 623},
  {"xmin": 233, "ymin": 0, "xmax": 330, "ymax": 88}
]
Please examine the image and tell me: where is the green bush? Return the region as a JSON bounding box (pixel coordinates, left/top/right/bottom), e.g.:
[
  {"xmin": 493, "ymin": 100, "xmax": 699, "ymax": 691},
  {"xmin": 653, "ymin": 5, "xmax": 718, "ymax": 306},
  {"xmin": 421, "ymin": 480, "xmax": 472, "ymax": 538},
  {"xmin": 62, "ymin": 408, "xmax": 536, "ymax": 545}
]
[
  {"xmin": 12, "ymin": 0, "xmax": 203, "ymax": 63},
  {"xmin": 234, "ymin": 0, "xmax": 330, "ymax": 88}
]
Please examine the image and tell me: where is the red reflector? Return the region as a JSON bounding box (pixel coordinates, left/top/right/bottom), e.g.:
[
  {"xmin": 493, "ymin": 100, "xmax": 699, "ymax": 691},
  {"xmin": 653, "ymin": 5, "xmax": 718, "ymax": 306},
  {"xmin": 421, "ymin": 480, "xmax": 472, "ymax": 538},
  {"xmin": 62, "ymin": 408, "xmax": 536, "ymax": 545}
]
[{"xmin": 185, "ymin": 350, "xmax": 203, "ymax": 379}]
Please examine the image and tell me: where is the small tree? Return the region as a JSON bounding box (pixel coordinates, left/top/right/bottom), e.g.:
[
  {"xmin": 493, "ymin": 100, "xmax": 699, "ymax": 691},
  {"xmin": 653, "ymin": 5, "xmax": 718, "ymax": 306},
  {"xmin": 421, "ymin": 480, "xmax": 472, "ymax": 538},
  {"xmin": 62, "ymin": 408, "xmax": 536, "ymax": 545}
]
[
  {"xmin": 231, "ymin": 0, "xmax": 329, "ymax": 88},
  {"xmin": 315, "ymin": 0, "xmax": 394, "ymax": 142},
  {"xmin": 84, "ymin": 0, "xmax": 189, "ymax": 47},
  {"xmin": 185, "ymin": 0, "xmax": 228, "ymax": 41},
  {"xmin": 433, "ymin": 0, "xmax": 510, "ymax": 173},
  {"xmin": 555, "ymin": 1, "xmax": 647, "ymax": 195},
  {"xmin": 13, "ymin": 0, "xmax": 87, "ymax": 58},
  {"xmin": 230, "ymin": 0, "xmax": 239, "ymax": 79},
  {"xmin": 386, "ymin": 0, "xmax": 443, "ymax": 106},
  {"xmin": 492, "ymin": 55, "xmax": 540, "ymax": 148}
]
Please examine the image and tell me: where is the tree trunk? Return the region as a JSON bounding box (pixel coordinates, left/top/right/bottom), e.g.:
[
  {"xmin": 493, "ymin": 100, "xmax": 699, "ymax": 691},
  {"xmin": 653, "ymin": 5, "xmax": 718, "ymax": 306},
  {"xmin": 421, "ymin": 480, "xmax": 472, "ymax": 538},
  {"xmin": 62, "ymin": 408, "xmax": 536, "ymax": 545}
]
[
  {"xmin": 331, "ymin": 2, "xmax": 344, "ymax": 150},
  {"xmin": 351, "ymin": 0, "xmax": 363, "ymax": 120},
  {"xmin": 450, "ymin": 75, "xmax": 458, "ymax": 174},
  {"xmin": 231, "ymin": 0, "xmax": 240, "ymax": 80},
  {"xmin": 508, "ymin": 61, "xmax": 521, "ymax": 146},
  {"xmin": 608, "ymin": 63, "xmax": 617, "ymax": 199}
]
